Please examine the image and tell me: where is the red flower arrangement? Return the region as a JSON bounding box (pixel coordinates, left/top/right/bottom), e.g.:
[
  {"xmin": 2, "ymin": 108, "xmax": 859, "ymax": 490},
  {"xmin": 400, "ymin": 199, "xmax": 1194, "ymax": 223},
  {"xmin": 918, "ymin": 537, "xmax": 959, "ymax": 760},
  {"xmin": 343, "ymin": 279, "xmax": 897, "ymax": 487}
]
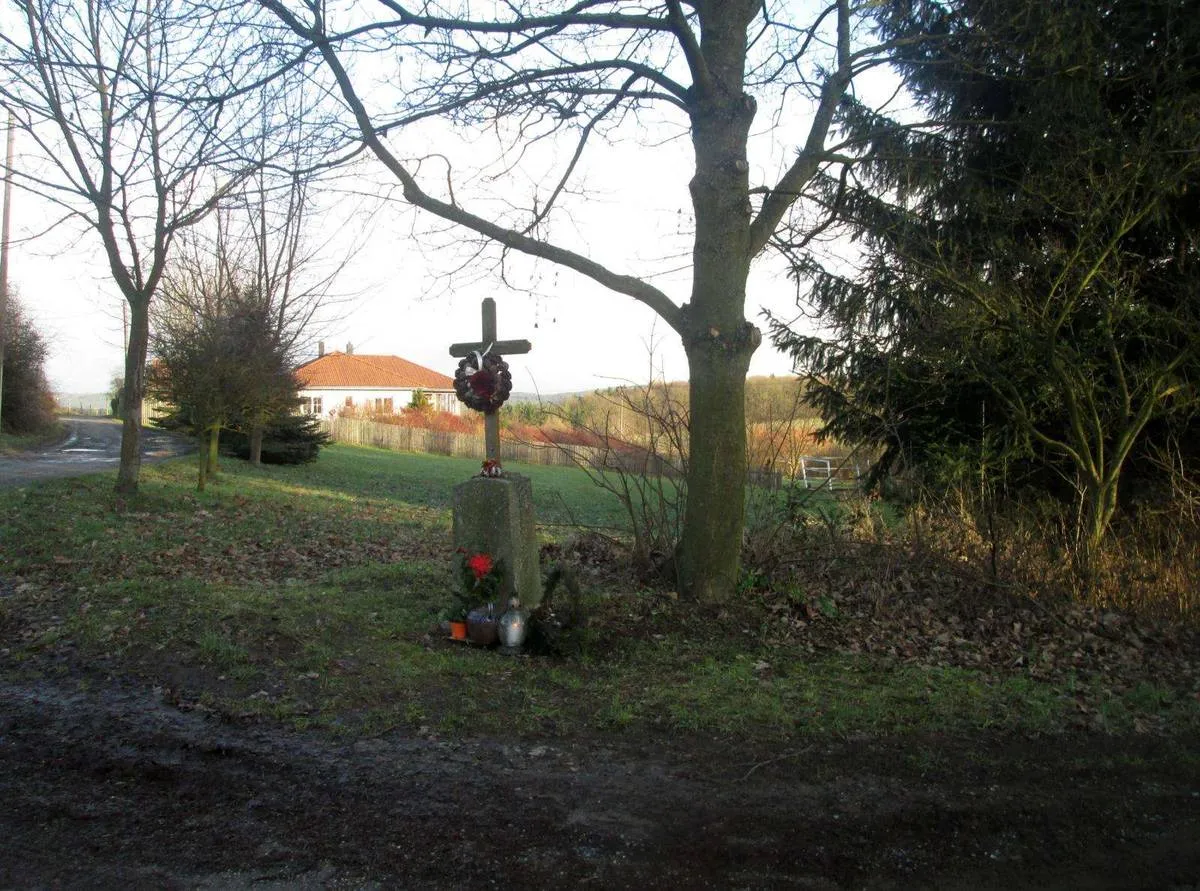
[
  {"xmin": 455, "ymin": 547, "xmax": 506, "ymax": 607},
  {"xmin": 467, "ymin": 552, "xmax": 493, "ymax": 580}
]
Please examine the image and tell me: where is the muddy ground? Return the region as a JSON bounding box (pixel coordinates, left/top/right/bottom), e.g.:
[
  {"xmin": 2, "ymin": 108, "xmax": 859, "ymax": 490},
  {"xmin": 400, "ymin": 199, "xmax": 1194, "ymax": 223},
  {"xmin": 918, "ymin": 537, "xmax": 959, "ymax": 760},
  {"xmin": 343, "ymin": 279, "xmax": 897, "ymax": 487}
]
[
  {"xmin": 1, "ymin": 434, "xmax": 1197, "ymax": 887},
  {"xmin": 1, "ymin": 671, "xmax": 1197, "ymax": 890}
]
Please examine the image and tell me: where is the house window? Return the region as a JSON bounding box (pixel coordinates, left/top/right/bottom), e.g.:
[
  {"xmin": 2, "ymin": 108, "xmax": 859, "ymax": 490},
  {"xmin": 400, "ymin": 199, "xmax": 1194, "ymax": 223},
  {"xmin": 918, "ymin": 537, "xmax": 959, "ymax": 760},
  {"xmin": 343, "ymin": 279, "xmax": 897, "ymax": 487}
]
[
  {"xmin": 373, "ymin": 397, "xmax": 394, "ymax": 414},
  {"xmin": 345, "ymin": 397, "xmax": 354, "ymax": 408},
  {"xmin": 299, "ymin": 396, "xmax": 323, "ymax": 415},
  {"xmin": 435, "ymin": 392, "xmax": 457, "ymax": 413}
]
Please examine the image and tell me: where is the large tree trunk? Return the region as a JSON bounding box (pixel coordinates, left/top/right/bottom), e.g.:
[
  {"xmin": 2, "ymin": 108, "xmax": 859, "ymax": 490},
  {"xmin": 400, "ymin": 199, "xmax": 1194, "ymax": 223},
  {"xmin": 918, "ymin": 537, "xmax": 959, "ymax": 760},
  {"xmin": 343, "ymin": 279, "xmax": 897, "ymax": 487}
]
[
  {"xmin": 115, "ymin": 299, "xmax": 150, "ymax": 496},
  {"xmin": 680, "ymin": 334, "xmax": 758, "ymax": 603},
  {"xmin": 249, "ymin": 423, "xmax": 264, "ymax": 466},
  {"xmin": 206, "ymin": 424, "xmax": 220, "ymax": 476},
  {"xmin": 196, "ymin": 432, "xmax": 208, "ymax": 492},
  {"xmin": 676, "ymin": 0, "xmax": 761, "ymax": 604}
]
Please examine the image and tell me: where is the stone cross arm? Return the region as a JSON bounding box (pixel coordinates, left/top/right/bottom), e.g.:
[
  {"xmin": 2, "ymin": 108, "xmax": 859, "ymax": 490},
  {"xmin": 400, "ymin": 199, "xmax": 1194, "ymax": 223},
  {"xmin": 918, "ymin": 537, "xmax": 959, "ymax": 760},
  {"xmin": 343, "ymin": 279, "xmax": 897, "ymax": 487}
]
[
  {"xmin": 449, "ymin": 338, "xmax": 531, "ymax": 358},
  {"xmin": 449, "ymin": 297, "xmax": 533, "ymax": 466},
  {"xmin": 448, "ymin": 297, "xmax": 531, "ymax": 361}
]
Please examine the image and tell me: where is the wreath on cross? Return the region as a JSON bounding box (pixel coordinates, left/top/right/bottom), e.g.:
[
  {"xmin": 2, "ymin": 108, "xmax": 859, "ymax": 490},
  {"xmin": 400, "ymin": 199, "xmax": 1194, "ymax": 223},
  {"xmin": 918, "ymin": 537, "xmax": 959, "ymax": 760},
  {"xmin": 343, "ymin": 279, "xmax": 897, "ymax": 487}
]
[{"xmin": 454, "ymin": 351, "xmax": 513, "ymax": 412}]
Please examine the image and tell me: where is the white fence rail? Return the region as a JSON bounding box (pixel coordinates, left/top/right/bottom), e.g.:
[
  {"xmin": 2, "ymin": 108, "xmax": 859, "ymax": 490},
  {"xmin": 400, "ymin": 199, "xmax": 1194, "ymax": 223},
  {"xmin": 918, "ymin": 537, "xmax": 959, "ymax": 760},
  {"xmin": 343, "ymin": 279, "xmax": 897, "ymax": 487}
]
[{"xmin": 794, "ymin": 455, "xmax": 862, "ymax": 490}]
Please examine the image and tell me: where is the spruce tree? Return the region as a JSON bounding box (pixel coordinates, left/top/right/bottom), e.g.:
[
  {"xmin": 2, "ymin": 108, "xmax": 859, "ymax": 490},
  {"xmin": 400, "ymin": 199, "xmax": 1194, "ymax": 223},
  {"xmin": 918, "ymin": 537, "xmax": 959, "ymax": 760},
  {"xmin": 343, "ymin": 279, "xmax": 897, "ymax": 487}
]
[{"xmin": 771, "ymin": 0, "xmax": 1200, "ymax": 562}]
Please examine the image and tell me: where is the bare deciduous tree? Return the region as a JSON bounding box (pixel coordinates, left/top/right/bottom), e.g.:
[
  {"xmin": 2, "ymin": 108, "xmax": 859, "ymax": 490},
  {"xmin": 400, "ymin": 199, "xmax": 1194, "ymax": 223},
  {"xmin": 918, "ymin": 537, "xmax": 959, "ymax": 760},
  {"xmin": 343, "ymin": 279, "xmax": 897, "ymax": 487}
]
[
  {"xmin": 160, "ymin": 164, "xmax": 352, "ymax": 465},
  {"xmin": 257, "ymin": 0, "xmax": 900, "ymax": 602},
  {"xmin": 150, "ymin": 282, "xmax": 295, "ymax": 489},
  {"xmin": 0, "ymin": 0, "xmax": 296, "ymax": 492}
]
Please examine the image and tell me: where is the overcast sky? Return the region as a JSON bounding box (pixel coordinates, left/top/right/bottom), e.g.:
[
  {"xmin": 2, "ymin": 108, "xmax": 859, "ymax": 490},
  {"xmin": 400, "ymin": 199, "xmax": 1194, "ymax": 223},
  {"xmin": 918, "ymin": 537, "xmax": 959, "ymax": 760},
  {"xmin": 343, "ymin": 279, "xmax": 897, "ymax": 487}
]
[
  {"xmin": 5, "ymin": 3, "xmax": 901, "ymax": 400},
  {"xmin": 9, "ymin": 127, "xmax": 821, "ymax": 398}
]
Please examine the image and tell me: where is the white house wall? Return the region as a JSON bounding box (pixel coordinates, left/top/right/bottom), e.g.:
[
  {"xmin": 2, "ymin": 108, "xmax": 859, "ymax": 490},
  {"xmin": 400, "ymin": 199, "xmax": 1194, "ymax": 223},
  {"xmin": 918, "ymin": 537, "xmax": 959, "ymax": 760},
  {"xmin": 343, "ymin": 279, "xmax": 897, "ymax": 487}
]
[{"xmin": 299, "ymin": 387, "xmax": 461, "ymax": 416}]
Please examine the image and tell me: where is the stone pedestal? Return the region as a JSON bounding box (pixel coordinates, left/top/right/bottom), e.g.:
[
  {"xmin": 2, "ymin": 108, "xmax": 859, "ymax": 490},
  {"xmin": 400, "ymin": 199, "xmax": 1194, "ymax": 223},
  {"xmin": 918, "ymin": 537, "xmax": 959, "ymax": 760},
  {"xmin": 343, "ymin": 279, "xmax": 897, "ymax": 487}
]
[{"xmin": 453, "ymin": 473, "xmax": 541, "ymax": 608}]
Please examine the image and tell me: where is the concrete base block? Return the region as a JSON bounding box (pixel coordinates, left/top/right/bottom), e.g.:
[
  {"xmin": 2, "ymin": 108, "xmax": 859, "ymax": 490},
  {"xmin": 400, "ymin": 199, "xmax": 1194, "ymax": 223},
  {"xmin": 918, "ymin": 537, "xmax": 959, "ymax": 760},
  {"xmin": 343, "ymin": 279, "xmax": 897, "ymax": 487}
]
[{"xmin": 452, "ymin": 473, "xmax": 541, "ymax": 608}]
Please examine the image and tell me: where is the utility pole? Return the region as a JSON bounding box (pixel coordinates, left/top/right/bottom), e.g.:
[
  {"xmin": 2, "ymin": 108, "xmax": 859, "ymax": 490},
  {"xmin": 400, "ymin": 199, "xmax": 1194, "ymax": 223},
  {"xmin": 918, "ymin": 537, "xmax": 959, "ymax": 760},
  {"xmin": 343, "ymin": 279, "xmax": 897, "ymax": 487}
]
[{"xmin": 0, "ymin": 110, "xmax": 16, "ymax": 425}]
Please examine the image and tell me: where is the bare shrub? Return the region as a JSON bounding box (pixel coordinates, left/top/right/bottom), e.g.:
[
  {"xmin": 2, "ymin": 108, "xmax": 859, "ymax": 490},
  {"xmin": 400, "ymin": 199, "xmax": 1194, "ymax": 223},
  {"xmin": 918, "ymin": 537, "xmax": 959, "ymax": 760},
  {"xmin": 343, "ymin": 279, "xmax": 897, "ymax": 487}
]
[
  {"xmin": 528, "ymin": 367, "xmax": 863, "ymax": 592},
  {"xmin": 1, "ymin": 298, "xmax": 57, "ymax": 435},
  {"xmin": 530, "ymin": 374, "xmax": 688, "ymax": 584},
  {"xmin": 897, "ymin": 474, "xmax": 1199, "ymax": 623},
  {"xmin": 740, "ymin": 435, "xmax": 878, "ymax": 593}
]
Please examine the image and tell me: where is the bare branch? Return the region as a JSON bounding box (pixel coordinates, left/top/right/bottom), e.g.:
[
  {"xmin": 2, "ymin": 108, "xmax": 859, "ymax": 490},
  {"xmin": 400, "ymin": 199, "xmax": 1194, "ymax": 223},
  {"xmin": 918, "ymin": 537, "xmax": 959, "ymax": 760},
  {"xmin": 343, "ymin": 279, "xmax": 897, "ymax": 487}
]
[
  {"xmin": 747, "ymin": 0, "xmax": 852, "ymax": 257},
  {"xmin": 262, "ymin": 0, "xmax": 682, "ymax": 332},
  {"xmin": 665, "ymin": 0, "xmax": 711, "ymax": 96},
  {"xmin": 371, "ymin": 0, "xmax": 674, "ymax": 35}
]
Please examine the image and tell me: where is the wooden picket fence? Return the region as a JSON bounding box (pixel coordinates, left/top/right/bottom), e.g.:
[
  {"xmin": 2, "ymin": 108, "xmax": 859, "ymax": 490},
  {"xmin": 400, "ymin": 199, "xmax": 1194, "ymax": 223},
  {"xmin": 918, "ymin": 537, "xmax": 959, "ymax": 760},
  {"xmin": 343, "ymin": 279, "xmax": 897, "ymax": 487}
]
[
  {"xmin": 324, "ymin": 417, "xmax": 594, "ymax": 469},
  {"xmin": 322, "ymin": 417, "xmax": 860, "ymax": 489}
]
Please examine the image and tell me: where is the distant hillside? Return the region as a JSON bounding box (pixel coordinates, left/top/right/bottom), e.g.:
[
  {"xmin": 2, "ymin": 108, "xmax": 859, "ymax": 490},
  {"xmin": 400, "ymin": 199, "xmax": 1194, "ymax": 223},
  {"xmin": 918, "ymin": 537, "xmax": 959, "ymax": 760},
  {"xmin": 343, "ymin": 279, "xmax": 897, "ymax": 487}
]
[
  {"xmin": 515, "ymin": 376, "xmax": 810, "ymax": 415},
  {"xmin": 508, "ymin": 390, "xmax": 591, "ymax": 405},
  {"xmin": 503, "ymin": 375, "xmax": 820, "ymax": 443},
  {"xmin": 55, "ymin": 392, "xmax": 111, "ymax": 412},
  {"xmin": 561, "ymin": 376, "xmax": 817, "ymax": 425}
]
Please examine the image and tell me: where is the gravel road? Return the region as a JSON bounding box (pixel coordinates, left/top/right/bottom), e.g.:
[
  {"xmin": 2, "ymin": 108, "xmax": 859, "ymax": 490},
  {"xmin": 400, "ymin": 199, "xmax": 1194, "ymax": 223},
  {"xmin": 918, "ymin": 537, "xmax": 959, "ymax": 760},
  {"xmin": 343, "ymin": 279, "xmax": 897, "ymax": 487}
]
[{"xmin": 0, "ymin": 417, "xmax": 191, "ymax": 488}]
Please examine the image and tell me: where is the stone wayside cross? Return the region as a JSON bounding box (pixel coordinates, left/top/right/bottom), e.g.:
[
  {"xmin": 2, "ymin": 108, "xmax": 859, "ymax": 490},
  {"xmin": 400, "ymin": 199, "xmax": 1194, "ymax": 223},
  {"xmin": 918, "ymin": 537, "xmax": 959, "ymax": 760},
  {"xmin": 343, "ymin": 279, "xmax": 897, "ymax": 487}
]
[
  {"xmin": 449, "ymin": 298, "xmax": 541, "ymax": 609},
  {"xmin": 449, "ymin": 297, "xmax": 532, "ymax": 463}
]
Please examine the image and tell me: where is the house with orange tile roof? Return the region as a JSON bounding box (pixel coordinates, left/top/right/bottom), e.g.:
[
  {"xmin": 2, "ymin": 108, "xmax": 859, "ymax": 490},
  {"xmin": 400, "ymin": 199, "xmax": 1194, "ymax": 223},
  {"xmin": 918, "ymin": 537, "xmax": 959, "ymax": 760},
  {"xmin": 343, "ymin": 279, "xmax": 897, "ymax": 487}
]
[{"xmin": 294, "ymin": 343, "xmax": 460, "ymax": 416}]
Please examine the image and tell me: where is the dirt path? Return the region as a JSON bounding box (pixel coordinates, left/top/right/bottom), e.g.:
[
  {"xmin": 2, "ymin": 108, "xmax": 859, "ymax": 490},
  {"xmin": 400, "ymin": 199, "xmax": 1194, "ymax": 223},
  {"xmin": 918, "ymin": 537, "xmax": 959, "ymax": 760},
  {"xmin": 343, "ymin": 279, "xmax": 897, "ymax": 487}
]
[
  {"xmin": 0, "ymin": 417, "xmax": 191, "ymax": 488},
  {"xmin": 1, "ymin": 673, "xmax": 1196, "ymax": 889}
]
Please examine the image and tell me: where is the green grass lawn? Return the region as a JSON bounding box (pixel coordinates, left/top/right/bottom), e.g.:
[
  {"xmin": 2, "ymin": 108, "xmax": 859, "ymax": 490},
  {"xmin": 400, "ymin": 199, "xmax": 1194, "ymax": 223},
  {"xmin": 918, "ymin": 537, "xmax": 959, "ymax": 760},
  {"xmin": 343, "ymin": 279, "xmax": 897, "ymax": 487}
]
[
  {"xmin": 269, "ymin": 444, "xmax": 635, "ymax": 529},
  {"xmin": 0, "ymin": 443, "xmax": 1194, "ymax": 741}
]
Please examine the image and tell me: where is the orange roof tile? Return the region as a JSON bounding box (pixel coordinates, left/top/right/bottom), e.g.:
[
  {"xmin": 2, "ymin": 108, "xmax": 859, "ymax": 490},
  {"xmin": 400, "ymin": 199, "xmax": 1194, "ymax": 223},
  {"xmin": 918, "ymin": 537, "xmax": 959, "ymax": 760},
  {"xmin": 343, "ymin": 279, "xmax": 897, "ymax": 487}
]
[{"xmin": 295, "ymin": 352, "xmax": 455, "ymax": 390}]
